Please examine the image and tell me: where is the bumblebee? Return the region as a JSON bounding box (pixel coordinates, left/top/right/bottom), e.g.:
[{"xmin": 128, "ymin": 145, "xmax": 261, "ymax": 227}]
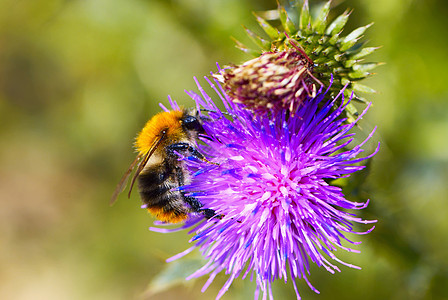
[{"xmin": 111, "ymin": 109, "xmax": 215, "ymax": 223}]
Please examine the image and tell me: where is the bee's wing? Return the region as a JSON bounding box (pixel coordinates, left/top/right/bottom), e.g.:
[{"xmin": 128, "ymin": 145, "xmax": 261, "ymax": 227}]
[
  {"xmin": 110, "ymin": 153, "xmax": 143, "ymax": 206},
  {"xmin": 126, "ymin": 145, "xmax": 155, "ymax": 199},
  {"xmin": 110, "ymin": 132, "xmax": 166, "ymax": 206}
]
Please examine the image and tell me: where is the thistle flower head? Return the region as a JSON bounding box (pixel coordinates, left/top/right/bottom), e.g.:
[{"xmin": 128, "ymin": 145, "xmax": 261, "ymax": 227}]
[
  {"xmin": 232, "ymin": 0, "xmax": 381, "ymax": 121},
  {"xmin": 151, "ymin": 77, "xmax": 379, "ymax": 299},
  {"xmin": 216, "ymin": 47, "xmax": 319, "ymax": 116}
]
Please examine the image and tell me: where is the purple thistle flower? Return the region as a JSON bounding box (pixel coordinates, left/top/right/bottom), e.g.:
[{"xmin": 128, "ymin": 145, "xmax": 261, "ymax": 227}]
[{"xmin": 151, "ymin": 76, "xmax": 379, "ymax": 299}]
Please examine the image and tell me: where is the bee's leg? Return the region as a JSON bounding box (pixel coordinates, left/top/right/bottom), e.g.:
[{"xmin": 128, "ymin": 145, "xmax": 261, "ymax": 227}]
[
  {"xmin": 203, "ymin": 208, "xmax": 223, "ymax": 220},
  {"xmin": 166, "ymin": 142, "xmax": 206, "ymax": 161},
  {"xmin": 184, "ymin": 195, "xmax": 220, "ymax": 220},
  {"xmin": 182, "ymin": 195, "xmax": 205, "ymax": 213},
  {"xmin": 168, "ymin": 143, "xmax": 218, "ymax": 219},
  {"xmin": 183, "ymin": 195, "xmax": 219, "ymax": 219},
  {"xmin": 182, "ymin": 192, "xmax": 219, "ymax": 219}
]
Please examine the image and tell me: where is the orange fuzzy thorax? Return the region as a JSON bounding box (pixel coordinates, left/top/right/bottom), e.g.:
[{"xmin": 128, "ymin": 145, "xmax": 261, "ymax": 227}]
[{"xmin": 135, "ymin": 110, "xmax": 184, "ymax": 155}]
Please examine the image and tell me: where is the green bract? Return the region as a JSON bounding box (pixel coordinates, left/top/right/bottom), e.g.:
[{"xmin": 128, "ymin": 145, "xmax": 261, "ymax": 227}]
[{"xmin": 235, "ymin": 0, "xmax": 381, "ymax": 121}]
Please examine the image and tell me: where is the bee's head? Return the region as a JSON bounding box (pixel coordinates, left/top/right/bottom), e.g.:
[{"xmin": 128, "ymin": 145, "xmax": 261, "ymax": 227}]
[{"xmin": 181, "ymin": 112, "xmax": 205, "ymax": 135}]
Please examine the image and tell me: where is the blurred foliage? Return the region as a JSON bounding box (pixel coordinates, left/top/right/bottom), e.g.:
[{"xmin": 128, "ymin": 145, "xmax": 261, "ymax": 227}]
[{"xmin": 0, "ymin": 0, "xmax": 447, "ymax": 299}]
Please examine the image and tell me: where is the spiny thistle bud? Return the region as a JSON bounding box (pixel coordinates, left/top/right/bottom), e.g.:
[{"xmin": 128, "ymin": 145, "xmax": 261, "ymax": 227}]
[
  {"xmin": 231, "ymin": 0, "xmax": 381, "ymax": 121},
  {"xmin": 216, "ymin": 47, "xmax": 322, "ymax": 115}
]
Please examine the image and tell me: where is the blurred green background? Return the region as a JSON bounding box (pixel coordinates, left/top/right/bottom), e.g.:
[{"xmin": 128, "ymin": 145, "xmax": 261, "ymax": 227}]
[{"xmin": 1, "ymin": 0, "xmax": 447, "ymax": 299}]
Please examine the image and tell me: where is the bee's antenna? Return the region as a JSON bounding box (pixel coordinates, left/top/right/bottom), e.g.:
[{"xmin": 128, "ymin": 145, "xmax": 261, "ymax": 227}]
[{"xmin": 200, "ymin": 108, "xmax": 236, "ymax": 118}]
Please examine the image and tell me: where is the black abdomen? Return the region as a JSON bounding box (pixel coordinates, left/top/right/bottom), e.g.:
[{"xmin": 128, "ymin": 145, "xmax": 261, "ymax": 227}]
[{"xmin": 137, "ymin": 163, "xmax": 191, "ymax": 220}]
